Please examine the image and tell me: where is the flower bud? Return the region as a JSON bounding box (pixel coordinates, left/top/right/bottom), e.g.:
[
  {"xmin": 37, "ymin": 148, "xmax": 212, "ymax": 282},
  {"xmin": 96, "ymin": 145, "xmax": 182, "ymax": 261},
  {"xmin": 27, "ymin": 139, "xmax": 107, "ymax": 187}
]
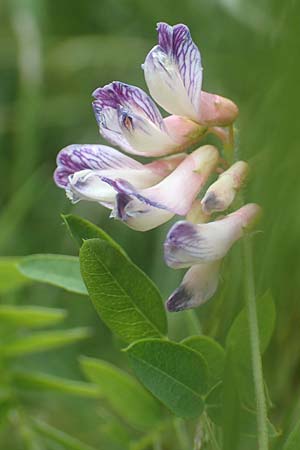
[
  {"xmin": 166, "ymin": 261, "xmax": 221, "ymax": 312},
  {"xmin": 201, "ymin": 161, "xmax": 249, "ymax": 214}
]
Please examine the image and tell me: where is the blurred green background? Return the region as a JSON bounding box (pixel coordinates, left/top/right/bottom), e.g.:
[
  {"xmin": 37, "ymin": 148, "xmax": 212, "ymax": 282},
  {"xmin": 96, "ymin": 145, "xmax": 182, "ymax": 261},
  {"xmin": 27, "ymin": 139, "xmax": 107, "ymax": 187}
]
[{"xmin": 0, "ymin": 0, "xmax": 299, "ymax": 448}]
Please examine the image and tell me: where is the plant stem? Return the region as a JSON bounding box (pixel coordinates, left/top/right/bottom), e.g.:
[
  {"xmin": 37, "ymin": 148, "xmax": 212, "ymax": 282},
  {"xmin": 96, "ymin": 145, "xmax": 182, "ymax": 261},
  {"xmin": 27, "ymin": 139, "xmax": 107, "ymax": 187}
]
[
  {"xmin": 243, "ymin": 236, "xmax": 269, "ymax": 450},
  {"xmin": 173, "ymin": 418, "xmax": 191, "ymax": 450}
]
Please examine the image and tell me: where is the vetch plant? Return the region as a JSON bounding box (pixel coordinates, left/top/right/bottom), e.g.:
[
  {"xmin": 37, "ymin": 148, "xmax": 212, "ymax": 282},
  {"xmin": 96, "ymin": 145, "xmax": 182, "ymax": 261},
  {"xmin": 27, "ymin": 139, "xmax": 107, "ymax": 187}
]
[{"xmin": 10, "ymin": 20, "xmax": 298, "ymax": 450}]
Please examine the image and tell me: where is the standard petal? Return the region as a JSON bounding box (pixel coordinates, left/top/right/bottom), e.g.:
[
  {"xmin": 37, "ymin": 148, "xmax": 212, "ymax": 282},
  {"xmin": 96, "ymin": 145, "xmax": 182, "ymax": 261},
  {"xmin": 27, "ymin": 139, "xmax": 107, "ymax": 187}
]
[
  {"xmin": 166, "ymin": 261, "xmax": 221, "ymax": 312},
  {"xmin": 164, "ymin": 204, "xmax": 261, "ymax": 268},
  {"xmin": 143, "ymin": 23, "xmax": 202, "ymax": 121},
  {"xmin": 54, "ymin": 144, "xmax": 142, "ymax": 188}
]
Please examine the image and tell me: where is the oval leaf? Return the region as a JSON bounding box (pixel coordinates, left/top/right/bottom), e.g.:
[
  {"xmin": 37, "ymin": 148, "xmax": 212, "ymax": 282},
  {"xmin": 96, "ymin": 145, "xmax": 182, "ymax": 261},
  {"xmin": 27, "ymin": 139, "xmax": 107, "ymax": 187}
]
[
  {"xmin": 80, "ymin": 239, "xmax": 167, "ymax": 343},
  {"xmin": 18, "ymin": 254, "xmax": 87, "ymax": 295},
  {"xmin": 125, "ymin": 338, "xmax": 207, "ymax": 418},
  {"xmin": 80, "ymin": 356, "xmax": 162, "ymax": 430},
  {"xmin": 226, "ymin": 290, "xmax": 276, "ymax": 406},
  {"xmin": 182, "ymin": 335, "xmax": 225, "ymax": 389}
]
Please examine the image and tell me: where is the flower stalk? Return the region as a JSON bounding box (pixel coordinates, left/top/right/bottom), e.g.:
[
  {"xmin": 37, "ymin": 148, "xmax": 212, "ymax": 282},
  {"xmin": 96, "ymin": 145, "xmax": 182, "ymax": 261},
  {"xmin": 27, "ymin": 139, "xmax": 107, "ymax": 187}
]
[{"xmin": 243, "ymin": 235, "xmax": 269, "ymax": 450}]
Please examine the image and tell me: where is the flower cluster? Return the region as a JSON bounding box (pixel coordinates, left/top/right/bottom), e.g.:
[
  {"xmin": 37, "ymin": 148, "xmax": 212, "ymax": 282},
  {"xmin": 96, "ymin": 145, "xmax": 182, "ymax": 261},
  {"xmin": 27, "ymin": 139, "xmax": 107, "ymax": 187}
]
[{"xmin": 54, "ymin": 22, "xmax": 261, "ymax": 312}]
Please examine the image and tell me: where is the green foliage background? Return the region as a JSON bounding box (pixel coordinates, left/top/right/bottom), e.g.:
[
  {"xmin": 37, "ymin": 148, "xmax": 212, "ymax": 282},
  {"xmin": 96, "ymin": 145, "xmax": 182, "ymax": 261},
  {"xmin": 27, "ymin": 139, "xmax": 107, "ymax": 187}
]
[{"xmin": 0, "ymin": 0, "xmax": 299, "ymax": 448}]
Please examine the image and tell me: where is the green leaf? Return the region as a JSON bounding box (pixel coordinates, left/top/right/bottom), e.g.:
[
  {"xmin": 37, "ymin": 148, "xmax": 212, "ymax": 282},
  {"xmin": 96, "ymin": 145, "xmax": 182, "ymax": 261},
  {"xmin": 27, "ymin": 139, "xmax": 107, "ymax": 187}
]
[
  {"xmin": 0, "ymin": 305, "xmax": 66, "ymax": 328},
  {"xmin": 80, "ymin": 356, "xmax": 162, "ymax": 430},
  {"xmin": 13, "ymin": 370, "xmax": 99, "ymax": 398},
  {"xmin": 125, "ymin": 338, "xmax": 207, "ymax": 418},
  {"xmin": 226, "ymin": 290, "xmax": 276, "ymax": 361},
  {"xmin": 18, "ymin": 254, "xmax": 87, "ymax": 295},
  {"xmin": 206, "ymin": 382, "xmax": 278, "ymax": 438},
  {"xmin": 182, "ymin": 335, "xmax": 225, "ymax": 389},
  {"xmin": 62, "ymin": 214, "xmax": 127, "ymax": 256},
  {"xmin": 226, "ymin": 290, "xmax": 276, "ymax": 405},
  {"xmin": 32, "ymin": 418, "xmax": 96, "ymax": 450},
  {"xmin": 2, "ymin": 327, "xmax": 91, "ymax": 357},
  {"xmin": 80, "ymin": 239, "xmax": 167, "ymax": 343},
  {"xmin": 0, "ymin": 258, "xmax": 30, "ymax": 294},
  {"xmin": 283, "ymin": 419, "xmax": 300, "ymax": 450}
]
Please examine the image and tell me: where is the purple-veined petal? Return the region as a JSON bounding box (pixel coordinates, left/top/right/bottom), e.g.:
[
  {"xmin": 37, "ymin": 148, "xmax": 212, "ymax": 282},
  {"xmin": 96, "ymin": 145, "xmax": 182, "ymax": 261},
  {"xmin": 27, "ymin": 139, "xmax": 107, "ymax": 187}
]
[
  {"xmin": 54, "ymin": 145, "xmax": 186, "ymax": 208},
  {"xmin": 92, "ymin": 81, "xmax": 179, "ymax": 156},
  {"xmin": 92, "ymin": 103, "xmax": 134, "ymax": 153},
  {"xmin": 93, "ymin": 81, "xmax": 165, "ymax": 128},
  {"xmin": 143, "ymin": 22, "xmax": 202, "ymax": 121},
  {"xmin": 54, "ymin": 144, "xmax": 142, "ymax": 188},
  {"xmin": 166, "ymin": 261, "xmax": 221, "ymax": 312},
  {"xmin": 111, "ymin": 192, "xmax": 174, "ymax": 232},
  {"xmin": 100, "ymin": 146, "xmax": 219, "ymax": 231},
  {"xmin": 164, "ymin": 204, "xmax": 262, "ymax": 268}
]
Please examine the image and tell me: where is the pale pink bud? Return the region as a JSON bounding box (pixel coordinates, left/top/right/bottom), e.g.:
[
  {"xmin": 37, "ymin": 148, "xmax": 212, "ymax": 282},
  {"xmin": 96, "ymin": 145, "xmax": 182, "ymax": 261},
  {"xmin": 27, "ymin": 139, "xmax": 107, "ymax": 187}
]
[{"xmin": 201, "ymin": 161, "xmax": 249, "ymax": 214}]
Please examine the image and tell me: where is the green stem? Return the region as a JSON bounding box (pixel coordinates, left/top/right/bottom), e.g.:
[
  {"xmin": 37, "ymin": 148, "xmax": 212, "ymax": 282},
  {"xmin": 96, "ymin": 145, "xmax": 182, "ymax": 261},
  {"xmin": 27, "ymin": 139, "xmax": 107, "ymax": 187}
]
[
  {"xmin": 173, "ymin": 418, "xmax": 191, "ymax": 450},
  {"xmin": 243, "ymin": 236, "xmax": 269, "ymax": 450}
]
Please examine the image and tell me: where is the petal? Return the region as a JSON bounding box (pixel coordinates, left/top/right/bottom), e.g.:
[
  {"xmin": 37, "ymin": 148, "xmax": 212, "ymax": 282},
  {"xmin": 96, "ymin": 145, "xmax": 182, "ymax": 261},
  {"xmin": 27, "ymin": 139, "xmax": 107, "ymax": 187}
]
[
  {"xmin": 100, "ymin": 146, "xmax": 219, "ymax": 231},
  {"xmin": 93, "ymin": 81, "xmax": 179, "ymax": 156},
  {"xmin": 101, "ymin": 178, "xmax": 174, "ymax": 231},
  {"xmin": 166, "ymin": 261, "xmax": 221, "ymax": 312},
  {"xmin": 164, "ymin": 204, "xmax": 261, "ymax": 267},
  {"xmin": 54, "ymin": 144, "xmax": 142, "ymax": 188},
  {"xmin": 92, "ymin": 102, "xmax": 134, "ymax": 153},
  {"xmin": 117, "ymin": 108, "xmax": 177, "ymax": 156},
  {"xmin": 67, "ymin": 167, "xmax": 168, "ymax": 205},
  {"xmin": 111, "ymin": 192, "xmax": 174, "ymax": 231},
  {"xmin": 115, "ymin": 145, "xmax": 219, "ymax": 214},
  {"xmin": 143, "ymin": 23, "xmax": 202, "ymax": 121},
  {"xmin": 93, "ymin": 81, "xmax": 165, "ymax": 129}
]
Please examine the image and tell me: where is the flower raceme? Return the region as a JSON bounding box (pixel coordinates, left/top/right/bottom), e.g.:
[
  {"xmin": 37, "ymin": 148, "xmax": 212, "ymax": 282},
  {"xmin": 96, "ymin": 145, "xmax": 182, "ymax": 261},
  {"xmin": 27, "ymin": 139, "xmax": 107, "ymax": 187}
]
[
  {"xmin": 164, "ymin": 203, "xmax": 262, "ymax": 269},
  {"xmin": 101, "ymin": 145, "xmax": 220, "ymax": 231},
  {"xmin": 54, "ymin": 144, "xmax": 186, "ymax": 207},
  {"xmin": 54, "ymin": 21, "xmax": 260, "ymax": 312}
]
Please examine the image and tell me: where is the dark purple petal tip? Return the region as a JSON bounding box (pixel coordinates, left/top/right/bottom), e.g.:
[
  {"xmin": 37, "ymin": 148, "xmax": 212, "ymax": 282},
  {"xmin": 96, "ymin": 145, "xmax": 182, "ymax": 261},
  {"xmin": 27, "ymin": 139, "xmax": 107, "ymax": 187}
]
[{"xmin": 166, "ymin": 285, "xmax": 191, "ymax": 312}]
